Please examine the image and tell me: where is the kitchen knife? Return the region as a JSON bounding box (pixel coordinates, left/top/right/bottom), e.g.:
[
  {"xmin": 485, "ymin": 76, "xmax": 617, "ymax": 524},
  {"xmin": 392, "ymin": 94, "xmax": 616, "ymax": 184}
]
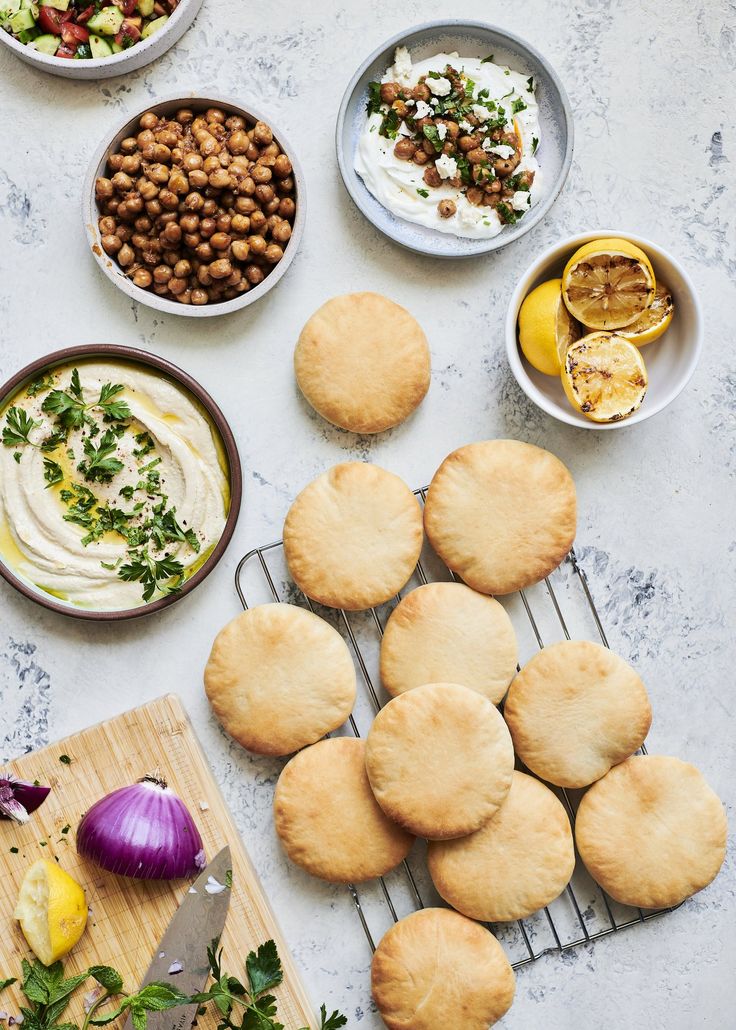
[{"xmin": 123, "ymin": 845, "xmax": 232, "ymax": 1030}]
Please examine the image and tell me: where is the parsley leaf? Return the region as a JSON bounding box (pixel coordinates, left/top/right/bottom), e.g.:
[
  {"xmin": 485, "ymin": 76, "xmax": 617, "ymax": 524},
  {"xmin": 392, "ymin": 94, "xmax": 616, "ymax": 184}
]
[
  {"xmin": 246, "ymin": 941, "xmax": 282, "ymax": 998},
  {"xmin": 532, "ymin": 135, "xmax": 539, "ymax": 154},
  {"xmin": 416, "ymin": 187, "xmax": 429, "ymax": 198},
  {"xmin": 422, "ymin": 123, "xmax": 444, "ymax": 153},
  {"xmin": 118, "ymin": 552, "xmax": 184, "ymax": 602},
  {"xmin": 511, "ymin": 97, "xmax": 528, "ymax": 114},
  {"xmin": 317, "ymin": 1006, "xmax": 348, "ymax": 1030},
  {"xmin": 97, "ymin": 383, "xmax": 131, "ymax": 422},
  {"xmin": 78, "ymin": 430, "xmax": 124, "ymax": 484},
  {"xmin": 366, "ymin": 80, "xmax": 382, "ymax": 115},
  {"xmin": 26, "ymin": 375, "xmax": 55, "ymax": 398},
  {"xmin": 3, "ymin": 406, "xmax": 40, "ymax": 448},
  {"xmin": 526, "ymin": 75, "xmax": 535, "ymax": 92},
  {"xmin": 43, "ymin": 458, "xmax": 64, "ymax": 488}
]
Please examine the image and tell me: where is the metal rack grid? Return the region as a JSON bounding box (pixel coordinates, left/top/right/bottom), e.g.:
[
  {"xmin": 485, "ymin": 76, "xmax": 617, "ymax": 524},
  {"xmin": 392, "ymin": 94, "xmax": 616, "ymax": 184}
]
[{"xmin": 234, "ymin": 487, "xmax": 677, "ymax": 970}]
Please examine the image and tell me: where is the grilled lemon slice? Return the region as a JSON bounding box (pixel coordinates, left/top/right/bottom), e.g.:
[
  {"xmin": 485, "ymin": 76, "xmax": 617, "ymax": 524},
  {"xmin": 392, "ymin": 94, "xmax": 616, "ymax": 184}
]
[
  {"xmin": 619, "ymin": 282, "xmax": 674, "ymax": 346},
  {"xmin": 561, "ymin": 332, "xmax": 648, "ymax": 423},
  {"xmin": 561, "ymin": 238, "xmax": 656, "ymax": 330},
  {"xmin": 518, "ymin": 278, "xmax": 582, "ymax": 375}
]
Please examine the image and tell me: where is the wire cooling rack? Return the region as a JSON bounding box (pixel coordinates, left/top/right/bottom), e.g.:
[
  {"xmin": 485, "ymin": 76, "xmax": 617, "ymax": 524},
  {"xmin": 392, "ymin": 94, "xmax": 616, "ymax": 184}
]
[{"xmin": 234, "ymin": 487, "xmax": 677, "ymax": 970}]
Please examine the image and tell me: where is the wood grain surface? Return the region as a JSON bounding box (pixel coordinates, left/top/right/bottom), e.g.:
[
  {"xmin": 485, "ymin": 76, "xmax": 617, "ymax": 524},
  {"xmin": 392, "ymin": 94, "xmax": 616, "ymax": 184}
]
[{"xmin": 0, "ymin": 694, "xmax": 316, "ymax": 1029}]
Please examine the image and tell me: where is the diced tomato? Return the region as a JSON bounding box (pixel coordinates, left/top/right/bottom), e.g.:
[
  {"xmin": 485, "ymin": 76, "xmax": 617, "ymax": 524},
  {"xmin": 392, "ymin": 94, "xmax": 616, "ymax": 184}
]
[
  {"xmin": 122, "ymin": 0, "xmax": 138, "ymax": 14},
  {"xmin": 55, "ymin": 41, "xmax": 78, "ymax": 58},
  {"xmin": 37, "ymin": 7, "xmax": 73, "ymax": 35},
  {"xmin": 61, "ymin": 21, "xmax": 90, "ymax": 44},
  {"xmin": 75, "ymin": 5, "xmax": 95, "ymax": 23},
  {"xmin": 115, "ymin": 19, "xmax": 141, "ymax": 46}
]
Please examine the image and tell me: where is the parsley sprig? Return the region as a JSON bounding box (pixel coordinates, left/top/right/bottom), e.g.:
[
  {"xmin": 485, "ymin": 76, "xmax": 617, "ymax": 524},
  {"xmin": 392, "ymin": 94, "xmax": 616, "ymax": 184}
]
[
  {"xmin": 42, "ymin": 372, "xmax": 132, "ymax": 432},
  {"xmin": 192, "ymin": 940, "xmax": 347, "ymax": 1030},
  {"xmin": 77, "ymin": 430, "xmax": 125, "ymax": 484}
]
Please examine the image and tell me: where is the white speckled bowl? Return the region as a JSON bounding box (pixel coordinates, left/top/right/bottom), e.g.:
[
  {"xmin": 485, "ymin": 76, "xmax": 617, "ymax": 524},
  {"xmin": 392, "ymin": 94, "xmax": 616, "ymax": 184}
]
[
  {"xmin": 0, "ymin": 0, "xmax": 203, "ymax": 79},
  {"xmin": 506, "ymin": 231, "xmax": 704, "ymax": 429},
  {"xmin": 336, "ymin": 20, "xmax": 573, "ymax": 258},
  {"xmin": 83, "ymin": 92, "xmax": 306, "ymax": 318}
]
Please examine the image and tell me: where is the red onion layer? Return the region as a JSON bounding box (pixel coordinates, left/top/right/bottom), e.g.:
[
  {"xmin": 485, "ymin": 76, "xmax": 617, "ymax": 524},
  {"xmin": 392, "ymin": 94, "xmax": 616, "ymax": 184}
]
[{"xmin": 0, "ymin": 776, "xmax": 51, "ymax": 824}]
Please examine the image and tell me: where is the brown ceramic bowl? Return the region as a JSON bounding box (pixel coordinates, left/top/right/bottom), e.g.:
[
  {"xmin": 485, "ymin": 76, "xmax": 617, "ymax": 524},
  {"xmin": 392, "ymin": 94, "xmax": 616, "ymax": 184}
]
[{"xmin": 0, "ymin": 344, "xmax": 242, "ymax": 621}]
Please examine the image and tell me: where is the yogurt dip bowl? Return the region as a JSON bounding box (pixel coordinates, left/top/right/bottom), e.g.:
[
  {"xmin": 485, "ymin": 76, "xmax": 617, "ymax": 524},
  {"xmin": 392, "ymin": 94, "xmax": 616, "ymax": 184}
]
[
  {"xmin": 506, "ymin": 232, "xmax": 704, "ymax": 429},
  {"xmin": 0, "ymin": 345, "xmax": 242, "ymax": 620},
  {"xmin": 336, "ymin": 21, "xmax": 573, "ymax": 258}
]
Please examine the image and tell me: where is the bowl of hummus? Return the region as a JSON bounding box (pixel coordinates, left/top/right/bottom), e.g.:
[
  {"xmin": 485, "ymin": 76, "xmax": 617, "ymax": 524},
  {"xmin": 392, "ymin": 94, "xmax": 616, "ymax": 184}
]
[
  {"xmin": 336, "ymin": 22, "xmax": 573, "ymax": 257},
  {"xmin": 0, "ymin": 345, "xmax": 241, "ymax": 620}
]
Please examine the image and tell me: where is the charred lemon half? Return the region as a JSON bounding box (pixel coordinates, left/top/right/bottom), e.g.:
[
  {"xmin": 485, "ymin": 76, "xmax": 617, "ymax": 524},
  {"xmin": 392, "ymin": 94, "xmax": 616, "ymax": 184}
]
[
  {"xmin": 561, "ymin": 238, "xmax": 656, "ymax": 331},
  {"xmin": 561, "ymin": 332, "xmax": 648, "ymax": 423}
]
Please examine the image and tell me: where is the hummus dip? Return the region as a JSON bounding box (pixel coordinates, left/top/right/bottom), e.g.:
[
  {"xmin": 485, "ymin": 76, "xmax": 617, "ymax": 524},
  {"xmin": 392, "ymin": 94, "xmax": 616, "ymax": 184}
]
[
  {"xmin": 355, "ymin": 47, "xmax": 542, "ymax": 239},
  {"xmin": 0, "ymin": 360, "xmax": 229, "ymax": 610}
]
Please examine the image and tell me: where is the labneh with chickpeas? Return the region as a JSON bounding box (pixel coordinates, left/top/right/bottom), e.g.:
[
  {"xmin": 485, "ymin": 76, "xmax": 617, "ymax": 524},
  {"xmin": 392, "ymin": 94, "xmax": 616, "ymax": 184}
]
[
  {"xmin": 95, "ymin": 105, "xmax": 297, "ymax": 306},
  {"xmin": 355, "ymin": 47, "xmax": 542, "ymax": 239}
]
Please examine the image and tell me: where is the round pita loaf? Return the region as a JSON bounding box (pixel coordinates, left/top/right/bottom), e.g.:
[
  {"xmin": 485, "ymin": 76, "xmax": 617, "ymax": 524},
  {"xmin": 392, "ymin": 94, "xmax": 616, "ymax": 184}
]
[
  {"xmin": 204, "ymin": 603, "xmax": 356, "ymax": 755},
  {"xmin": 371, "ymin": 908, "xmax": 515, "ymax": 1030},
  {"xmin": 380, "ymin": 582, "xmax": 517, "ymax": 703},
  {"xmin": 423, "ymin": 439, "xmax": 576, "ymax": 595},
  {"xmin": 295, "ymin": 292, "xmax": 430, "ymax": 433},
  {"xmin": 365, "ymin": 682, "xmax": 514, "ymax": 839},
  {"xmin": 504, "ymin": 640, "xmax": 652, "ymax": 787},
  {"xmin": 575, "ymin": 755, "xmax": 727, "ymax": 909},
  {"xmin": 274, "ymin": 737, "xmax": 414, "ymax": 882},
  {"xmin": 428, "ymin": 771, "xmax": 575, "ymax": 921},
  {"xmin": 283, "ymin": 462, "xmax": 423, "ymax": 610}
]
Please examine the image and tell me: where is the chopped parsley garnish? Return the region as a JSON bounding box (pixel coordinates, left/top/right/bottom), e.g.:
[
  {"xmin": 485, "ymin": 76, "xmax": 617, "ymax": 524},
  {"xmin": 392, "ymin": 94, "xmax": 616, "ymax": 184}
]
[
  {"xmin": 481, "ymin": 54, "xmax": 494, "ymax": 63},
  {"xmin": 42, "ymin": 458, "xmax": 64, "ymax": 488},
  {"xmin": 532, "ymin": 135, "xmax": 539, "ymax": 154},
  {"xmin": 379, "ymin": 107, "xmax": 401, "ymax": 139},
  {"xmin": 59, "ymin": 754, "xmax": 72, "ymax": 765},
  {"xmin": 416, "ymin": 188, "xmax": 430, "ymax": 198},
  {"xmin": 26, "ymin": 374, "xmax": 55, "ymax": 398},
  {"xmin": 118, "ymin": 552, "xmax": 185, "ymax": 603},
  {"xmin": 526, "ymin": 75, "xmax": 535, "ymax": 92},
  {"xmin": 511, "ymin": 98, "xmax": 528, "ymax": 114},
  {"xmin": 78, "ymin": 429, "xmax": 124, "ymax": 483},
  {"xmin": 366, "ymin": 80, "xmax": 382, "ymax": 115}
]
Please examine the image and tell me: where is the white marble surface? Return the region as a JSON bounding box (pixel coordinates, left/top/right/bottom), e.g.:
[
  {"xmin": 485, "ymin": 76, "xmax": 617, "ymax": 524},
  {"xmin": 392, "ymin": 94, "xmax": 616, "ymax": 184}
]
[{"xmin": 1, "ymin": 1, "xmax": 735, "ymax": 1027}]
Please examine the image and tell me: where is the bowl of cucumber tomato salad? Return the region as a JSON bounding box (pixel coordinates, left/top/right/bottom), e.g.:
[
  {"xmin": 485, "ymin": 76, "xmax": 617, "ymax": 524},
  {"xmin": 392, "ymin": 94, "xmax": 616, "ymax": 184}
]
[{"xmin": 0, "ymin": 0, "xmax": 203, "ymax": 77}]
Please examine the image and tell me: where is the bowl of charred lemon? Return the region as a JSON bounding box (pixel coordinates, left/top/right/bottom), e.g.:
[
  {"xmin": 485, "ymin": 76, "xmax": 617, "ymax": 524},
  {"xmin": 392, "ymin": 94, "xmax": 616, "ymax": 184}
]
[{"xmin": 506, "ymin": 232, "xmax": 703, "ymax": 428}]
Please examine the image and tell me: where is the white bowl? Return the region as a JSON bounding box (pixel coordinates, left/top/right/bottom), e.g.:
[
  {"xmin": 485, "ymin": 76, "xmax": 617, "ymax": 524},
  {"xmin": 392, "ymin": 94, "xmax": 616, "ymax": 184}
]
[
  {"xmin": 0, "ymin": 0, "xmax": 203, "ymax": 79},
  {"xmin": 505, "ymin": 231, "xmax": 703, "ymax": 429},
  {"xmin": 83, "ymin": 92, "xmax": 306, "ymax": 318}
]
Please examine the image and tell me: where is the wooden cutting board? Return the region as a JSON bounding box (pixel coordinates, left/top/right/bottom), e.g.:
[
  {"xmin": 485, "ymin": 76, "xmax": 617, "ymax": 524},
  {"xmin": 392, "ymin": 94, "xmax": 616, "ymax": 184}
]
[{"xmin": 0, "ymin": 694, "xmax": 316, "ymax": 1029}]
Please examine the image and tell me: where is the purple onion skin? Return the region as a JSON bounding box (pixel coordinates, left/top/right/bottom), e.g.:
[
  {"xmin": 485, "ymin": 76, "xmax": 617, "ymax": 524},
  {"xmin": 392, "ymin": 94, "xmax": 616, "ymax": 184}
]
[
  {"xmin": 77, "ymin": 777, "xmax": 206, "ymax": 881},
  {"xmin": 0, "ymin": 778, "xmax": 51, "ymax": 822}
]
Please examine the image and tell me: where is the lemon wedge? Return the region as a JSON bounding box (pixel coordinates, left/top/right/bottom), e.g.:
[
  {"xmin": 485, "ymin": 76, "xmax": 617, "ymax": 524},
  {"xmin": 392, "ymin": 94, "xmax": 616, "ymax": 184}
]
[
  {"xmin": 561, "ymin": 332, "xmax": 648, "ymax": 423},
  {"xmin": 619, "ymin": 282, "xmax": 674, "ymax": 346},
  {"xmin": 14, "ymin": 859, "xmax": 88, "ymax": 965},
  {"xmin": 561, "ymin": 238, "xmax": 656, "ymax": 331},
  {"xmin": 519, "ymin": 278, "xmax": 581, "ymax": 375}
]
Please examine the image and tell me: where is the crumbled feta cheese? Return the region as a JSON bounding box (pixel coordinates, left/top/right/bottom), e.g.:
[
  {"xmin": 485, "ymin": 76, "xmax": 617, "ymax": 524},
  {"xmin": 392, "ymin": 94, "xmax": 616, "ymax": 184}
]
[
  {"xmin": 430, "ymin": 98, "xmax": 440, "ymax": 107},
  {"xmin": 405, "ymin": 98, "xmax": 415, "ymax": 106},
  {"xmin": 414, "ymin": 100, "xmax": 433, "ymax": 120},
  {"xmin": 398, "ymin": 121, "xmax": 413, "ymax": 137},
  {"xmin": 458, "ymin": 119, "xmax": 474, "ymax": 133},
  {"xmin": 512, "ymin": 190, "xmax": 531, "ymax": 211},
  {"xmin": 489, "ymin": 144, "xmax": 515, "ymax": 159},
  {"xmin": 472, "ymin": 104, "xmax": 492, "ymax": 122},
  {"xmin": 481, "ymin": 138, "xmax": 492, "ymax": 152},
  {"xmin": 436, "ymin": 123, "xmax": 448, "ymax": 141},
  {"xmin": 459, "ymin": 205, "xmax": 483, "ymax": 227},
  {"xmin": 435, "ymin": 154, "xmax": 459, "ymax": 179},
  {"xmin": 428, "ymin": 76, "xmax": 451, "ymax": 96},
  {"xmin": 392, "ymin": 46, "xmax": 412, "ymax": 83}
]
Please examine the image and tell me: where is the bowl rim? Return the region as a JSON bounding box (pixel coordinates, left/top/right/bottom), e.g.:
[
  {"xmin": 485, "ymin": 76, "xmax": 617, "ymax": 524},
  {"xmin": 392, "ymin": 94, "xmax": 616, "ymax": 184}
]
[
  {"xmin": 505, "ymin": 229, "xmax": 704, "ymax": 430},
  {"xmin": 0, "ymin": 343, "xmax": 243, "ymax": 621},
  {"xmin": 335, "ymin": 18, "xmax": 574, "ymax": 258},
  {"xmin": 0, "ymin": 0, "xmax": 202, "ymax": 74},
  {"xmin": 83, "ymin": 91, "xmax": 307, "ymax": 318}
]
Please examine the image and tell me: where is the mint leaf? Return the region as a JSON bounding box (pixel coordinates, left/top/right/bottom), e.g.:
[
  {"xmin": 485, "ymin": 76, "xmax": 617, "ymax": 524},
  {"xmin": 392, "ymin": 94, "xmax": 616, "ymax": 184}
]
[
  {"xmin": 0, "ymin": 977, "xmax": 17, "ymax": 991},
  {"xmin": 89, "ymin": 966, "xmax": 124, "ymax": 993}
]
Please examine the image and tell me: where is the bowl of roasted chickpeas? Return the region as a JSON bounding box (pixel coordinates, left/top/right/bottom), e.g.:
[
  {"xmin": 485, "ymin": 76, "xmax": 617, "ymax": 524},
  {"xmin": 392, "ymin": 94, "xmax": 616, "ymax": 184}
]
[{"xmin": 83, "ymin": 94, "xmax": 305, "ymax": 316}]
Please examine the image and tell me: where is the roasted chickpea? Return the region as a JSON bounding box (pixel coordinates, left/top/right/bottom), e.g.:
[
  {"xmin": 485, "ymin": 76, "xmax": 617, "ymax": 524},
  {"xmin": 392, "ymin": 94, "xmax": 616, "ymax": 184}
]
[
  {"xmin": 161, "ymin": 222, "xmax": 182, "ymax": 245},
  {"xmin": 210, "ymin": 232, "xmax": 232, "ymax": 251},
  {"xmin": 197, "ymin": 265, "xmax": 213, "ymax": 286},
  {"xmin": 209, "ymin": 258, "xmax": 232, "ymax": 279},
  {"xmin": 184, "ymin": 191, "xmax": 205, "ymax": 212},
  {"xmin": 251, "ymin": 164, "xmax": 272, "ymax": 184},
  {"xmin": 111, "ymin": 171, "xmax": 133, "ymax": 193},
  {"xmin": 245, "ymin": 264, "xmax": 264, "ymax": 285},
  {"xmin": 466, "ymin": 187, "xmax": 484, "ymax": 205},
  {"xmin": 250, "ymin": 210, "xmax": 267, "ymax": 232},
  {"xmin": 153, "ymin": 265, "xmax": 172, "ymax": 284},
  {"xmin": 235, "ymin": 196, "xmax": 257, "ymax": 214},
  {"xmin": 278, "ymin": 197, "xmax": 296, "ymax": 219},
  {"xmin": 180, "ymin": 212, "xmax": 200, "ymax": 234},
  {"xmin": 96, "ymin": 177, "xmax": 114, "ymax": 201},
  {"xmin": 107, "ymin": 153, "xmax": 124, "ymax": 172},
  {"xmin": 253, "ymin": 121, "xmax": 273, "ymax": 145},
  {"xmin": 272, "ymin": 220, "xmax": 292, "ymax": 243},
  {"xmin": 176, "ymin": 108, "xmax": 194, "ymax": 125},
  {"xmin": 209, "ymin": 168, "xmax": 231, "ymax": 189},
  {"xmin": 99, "ymin": 215, "xmax": 117, "ymax": 235},
  {"xmin": 120, "ymin": 136, "xmax": 138, "ymax": 154},
  {"xmin": 167, "ymin": 276, "xmax": 188, "ymax": 295},
  {"xmin": 437, "ymin": 199, "xmax": 456, "ymax": 219},
  {"xmin": 231, "ymin": 239, "xmax": 250, "ymax": 262},
  {"xmin": 132, "ymin": 268, "xmax": 153, "ymax": 289},
  {"xmin": 255, "ymin": 184, "xmax": 274, "ymax": 204},
  {"xmin": 191, "ymin": 288, "xmax": 209, "ymax": 305},
  {"xmin": 117, "ymin": 244, "xmax": 135, "ymax": 267},
  {"xmin": 229, "ymin": 130, "xmax": 249, "ymax": 154},
  {"xmin": 272, "ymin": 154, "xmax": 292, "ymax": 178},
  {"xmin": 101, "ymin": 234, "xmax": 122, "ymax": 255},
  {"xmin": 394, "ymin": 139, "xmax": 417, "ymax": 161},
  {"xmin": 158, "ymin": 190, "xmax": 179, "ymax": 211},
  {"xmin": 173, "ymin": 259, "xmax": 192, "ymax": 279},
  {"xmin": 169, "ymin": 172, "xmax": 189, "ymax": 195},
  {"xmin": 139, "ymin": 112, "xmax": 159, "ymax": 131},
  {"xmin": 413, "ymin": 149, "xmax": 429, "ymax": 165},
  {"xmin": 195, "ymin": 242, "xmax": 215, "ymax": 262},
  {"xmin": 231, "ymin": 213, "xmax": 250, "ymax": 234},
  {"xmin": 264, "ymin": 243, "xmax": 283, "ymax": 264}
]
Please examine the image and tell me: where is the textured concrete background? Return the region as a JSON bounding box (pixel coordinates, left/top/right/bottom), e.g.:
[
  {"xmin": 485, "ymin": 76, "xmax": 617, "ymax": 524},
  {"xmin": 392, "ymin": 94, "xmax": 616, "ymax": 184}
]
[{"xmin": 1, "ymin": 0, "xmax": 734, "ymax": 1026}]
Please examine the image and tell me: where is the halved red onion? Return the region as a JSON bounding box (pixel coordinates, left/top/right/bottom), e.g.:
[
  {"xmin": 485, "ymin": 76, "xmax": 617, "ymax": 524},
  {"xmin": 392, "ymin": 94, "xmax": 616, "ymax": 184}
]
[
  {"xmin": 0, "ymin": 776, "xmax": 51, "ymax": 824},
  {"xmin": 76, "ymin": 775, "xmax": 206, "ymax": 880}
]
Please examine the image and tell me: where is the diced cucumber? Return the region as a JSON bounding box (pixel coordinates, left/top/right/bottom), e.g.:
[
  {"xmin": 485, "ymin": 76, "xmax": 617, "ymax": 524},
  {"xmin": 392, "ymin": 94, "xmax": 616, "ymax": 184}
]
[
  {"xmin": 9, "ymin": 6, "xmax": 34, "ymax": 31},
  {"xmin": 141, "ymin": 13, "xmax": 167, "ymax": 37},
  {"xmin": 111, "ymin": 40, "xmax": 123, "ymax": 52},
  {"xmin": 17, "ymin": 24, "xmax": 39, "ymax": 41},
  {"xmin": 39, "ymin": 0, "xmax": 69, "ymax": 8},
  {"xmin": 32, "ymin": 31, "xmax": 57, "ymax": 52},
  {"xmin": 89, "ymin": 32, "xmax": 112, "ymax": 57},
  {"xmin": 136, "ymin": 0, "xmax": 154, "ymax": 15},
  {"xmin": 86, "ymin": 6, "xmax": 123, "ymax": 34}
]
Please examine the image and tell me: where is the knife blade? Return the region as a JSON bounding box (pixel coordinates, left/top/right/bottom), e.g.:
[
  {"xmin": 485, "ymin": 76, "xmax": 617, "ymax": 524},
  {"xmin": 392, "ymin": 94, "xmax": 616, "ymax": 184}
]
[{"xmin": 123, "ymin": 845, "xmax": 232, "ymax": 1030}]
